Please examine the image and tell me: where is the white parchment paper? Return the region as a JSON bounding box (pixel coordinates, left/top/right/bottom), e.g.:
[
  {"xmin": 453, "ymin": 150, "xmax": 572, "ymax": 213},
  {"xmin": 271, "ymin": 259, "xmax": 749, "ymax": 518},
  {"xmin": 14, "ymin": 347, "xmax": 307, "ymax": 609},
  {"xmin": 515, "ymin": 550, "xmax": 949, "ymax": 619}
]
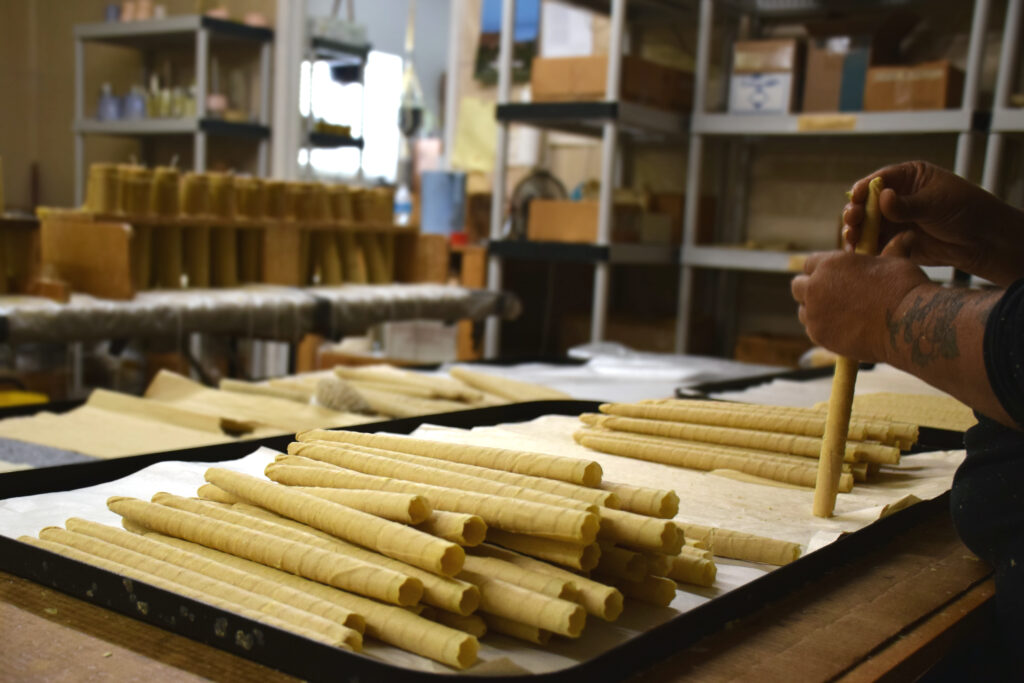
[{"xmin": 0, "ymin": 409, "xmax": 962, "ymax": 675}]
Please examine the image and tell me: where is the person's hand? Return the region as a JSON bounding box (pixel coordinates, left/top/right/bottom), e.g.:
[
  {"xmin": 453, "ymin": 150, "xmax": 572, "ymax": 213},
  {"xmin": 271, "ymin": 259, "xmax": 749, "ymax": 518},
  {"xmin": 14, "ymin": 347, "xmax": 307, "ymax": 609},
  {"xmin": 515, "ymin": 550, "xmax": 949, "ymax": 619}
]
[
  {"xmin": 842, "ymin": 161, "xmax": 1024, "ymax": 287},
  {"xmin": 791, "ymin": 251, "xmax": 931, "ymax": 362}
]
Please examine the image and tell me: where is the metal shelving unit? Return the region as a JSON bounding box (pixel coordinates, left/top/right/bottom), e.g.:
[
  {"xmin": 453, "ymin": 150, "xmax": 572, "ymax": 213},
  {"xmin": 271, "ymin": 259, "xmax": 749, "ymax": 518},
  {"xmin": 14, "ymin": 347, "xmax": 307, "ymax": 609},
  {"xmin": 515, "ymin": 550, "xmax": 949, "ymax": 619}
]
[
  {"xmin": 982, "ymin": 0, "xmax": 1023, "ymax": 193},
  {"xmin": 486, "ymin": 0, "xmax": 691, "ymax": 357},
  {"xmin": 497, "ymin": 101, "xmax": 687, "ymax": 140},
  {"xmin": 673, "ymin": 0, "xmax": 992, "ymax": 353},
  {"xmin": 302, "ymin": 34, "xmax": 370, "ymax": 169},
  {"xmin": 73, "ymin": 16, "xmax": 273, "ymax": 205},
  {"xmin": 489, "ymin": 240, "xmax": 679, "ymax": 265}
]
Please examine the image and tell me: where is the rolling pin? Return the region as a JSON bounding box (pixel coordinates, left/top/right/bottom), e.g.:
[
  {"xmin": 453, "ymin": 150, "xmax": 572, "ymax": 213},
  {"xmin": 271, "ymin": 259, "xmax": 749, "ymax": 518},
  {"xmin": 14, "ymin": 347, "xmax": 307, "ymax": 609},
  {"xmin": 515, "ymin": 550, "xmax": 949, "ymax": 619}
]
[{"xmin": 812, "ymin": 176, "xmax": 883, "ymax": 517}]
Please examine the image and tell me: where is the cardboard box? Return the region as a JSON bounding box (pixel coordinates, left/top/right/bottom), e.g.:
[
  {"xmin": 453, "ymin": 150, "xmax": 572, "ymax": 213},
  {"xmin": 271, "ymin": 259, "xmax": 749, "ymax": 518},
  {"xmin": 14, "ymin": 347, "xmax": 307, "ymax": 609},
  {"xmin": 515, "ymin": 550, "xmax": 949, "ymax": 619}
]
[
  {"xmin": 732, "ymin": 39, "xmax": 802, "ymax": 73},
  {"xmin": 863, "ymin": 60, "xmax": 963, "ymax": 111},
  {"xmin": 802, "ymin": 36, "xmax": 872, "ymax": 112},
  {"xmin": 531, "ymin": 55, "xmax": 693, "ymax": 112},
  {"xmin": 801, "ymin": 15, "xmax": 918, "ymax": 112},
  {"xmin": 729, "ymin": 73, "xmax": 796, "ymax": 114},
  {"xmin": 526, "ymin": 196, "xmax": 714, "ymax": 245},
  {"xmin": 729, "ymin": 39, "xmax": 803, "ymax": 114}
]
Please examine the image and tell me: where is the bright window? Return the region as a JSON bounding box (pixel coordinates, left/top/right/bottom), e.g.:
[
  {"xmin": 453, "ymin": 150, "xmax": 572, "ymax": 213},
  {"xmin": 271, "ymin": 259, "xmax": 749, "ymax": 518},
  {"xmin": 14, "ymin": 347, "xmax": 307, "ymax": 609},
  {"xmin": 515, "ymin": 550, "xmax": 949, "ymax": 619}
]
[{"xmin": 298, "ymin": 50, "xmax": 403, "ymax": 181}]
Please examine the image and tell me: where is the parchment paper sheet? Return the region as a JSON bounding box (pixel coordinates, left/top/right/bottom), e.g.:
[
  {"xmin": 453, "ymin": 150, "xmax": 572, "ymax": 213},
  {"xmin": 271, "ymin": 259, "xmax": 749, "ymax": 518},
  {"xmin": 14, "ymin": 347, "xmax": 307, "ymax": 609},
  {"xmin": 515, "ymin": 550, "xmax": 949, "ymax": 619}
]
[{"xmin": 0, "ymin": 407, "xmax": 963, "ymax": 675}]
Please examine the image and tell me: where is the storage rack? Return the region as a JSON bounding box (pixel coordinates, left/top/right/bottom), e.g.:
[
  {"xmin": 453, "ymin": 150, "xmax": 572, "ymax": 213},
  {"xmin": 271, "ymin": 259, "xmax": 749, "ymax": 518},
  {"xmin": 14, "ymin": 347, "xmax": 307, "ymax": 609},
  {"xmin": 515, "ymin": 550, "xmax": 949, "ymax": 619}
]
[
  {"xmin": 982, "ymin": 0, "xmax": 1023, "ymax": 196},
  {"xmin": 301, "ymin": 34, "xmax": 370, "ymax": 176},
  {"xmin": 484, "ymin": 0, "xmax": 691, "ymax": 358},
  {"xmin": 674, "ymin": 0, "xmax": 992, "ymax": 353},
  {"xmin": 73, "ymin": 15, "xmax": 274, "ymax": 206}
]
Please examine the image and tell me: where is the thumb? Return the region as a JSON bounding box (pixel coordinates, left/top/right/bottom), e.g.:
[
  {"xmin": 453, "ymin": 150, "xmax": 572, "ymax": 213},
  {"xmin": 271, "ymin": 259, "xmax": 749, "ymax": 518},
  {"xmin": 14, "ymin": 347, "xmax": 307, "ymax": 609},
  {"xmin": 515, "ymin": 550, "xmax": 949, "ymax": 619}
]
[
  {"xmin": 878, "ymin": 187, "xmax": 927, "ymax": 225},
  {"xmin": 880, "ymin": 230, "xmax": 914, "ymax": 258}
]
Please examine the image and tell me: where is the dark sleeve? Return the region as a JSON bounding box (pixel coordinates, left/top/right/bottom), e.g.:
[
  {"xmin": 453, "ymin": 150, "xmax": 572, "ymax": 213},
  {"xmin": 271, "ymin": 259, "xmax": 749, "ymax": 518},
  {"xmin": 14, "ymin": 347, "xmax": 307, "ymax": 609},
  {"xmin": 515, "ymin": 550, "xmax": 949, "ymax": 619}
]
[{"xmin": 984, "ymin": 278, "xmax": 1024, "ymax": 430}]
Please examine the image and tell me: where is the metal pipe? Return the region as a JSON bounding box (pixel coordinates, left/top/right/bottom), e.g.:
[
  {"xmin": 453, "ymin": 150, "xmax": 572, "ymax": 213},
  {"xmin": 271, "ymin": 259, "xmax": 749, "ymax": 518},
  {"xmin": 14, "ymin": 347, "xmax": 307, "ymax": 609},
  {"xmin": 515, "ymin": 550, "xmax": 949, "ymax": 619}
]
[
  {"xmin": 484, "ymin": 0, "xmax": 517, "ymax": 358},
  {"xmin": 675, "ymin": 0, "xmax": 713, "ymax": 354},
  {"xmin": 442, "ymin": 0, "xmax": 463, "ymax": 170}
]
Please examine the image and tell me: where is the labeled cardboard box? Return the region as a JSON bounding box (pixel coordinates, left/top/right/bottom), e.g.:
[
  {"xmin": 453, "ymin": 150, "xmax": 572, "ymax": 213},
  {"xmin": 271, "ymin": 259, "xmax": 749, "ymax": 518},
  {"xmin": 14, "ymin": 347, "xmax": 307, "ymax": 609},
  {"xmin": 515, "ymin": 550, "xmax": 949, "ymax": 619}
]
[
  {"xmin": 864, "ymin": 60, "xmax": 963, "ymax": 111},
  {"xmin": 729, "ymin": 39, "xmax": 803, "ymax": 114},
  {"xmin": 531, "ymin": 55, "xmax": 693, "ymax": 112}
]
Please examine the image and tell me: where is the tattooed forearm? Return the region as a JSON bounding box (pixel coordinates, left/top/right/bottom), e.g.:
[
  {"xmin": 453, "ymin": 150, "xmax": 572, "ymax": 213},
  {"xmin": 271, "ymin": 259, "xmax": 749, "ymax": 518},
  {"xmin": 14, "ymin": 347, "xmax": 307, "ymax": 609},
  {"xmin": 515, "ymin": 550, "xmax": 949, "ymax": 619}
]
[{"xmin": 885, "ymin": 288, "xmax": 966, "ymax": 367}]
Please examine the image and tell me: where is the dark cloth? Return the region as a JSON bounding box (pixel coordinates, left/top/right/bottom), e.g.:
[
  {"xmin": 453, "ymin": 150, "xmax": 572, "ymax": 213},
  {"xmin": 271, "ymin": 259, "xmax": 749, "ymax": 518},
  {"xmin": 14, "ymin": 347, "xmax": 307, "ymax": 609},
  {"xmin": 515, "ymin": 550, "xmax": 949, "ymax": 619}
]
[{"xmin": 949, "ymin": 278, "xmax": 1024, "ymax": 675}]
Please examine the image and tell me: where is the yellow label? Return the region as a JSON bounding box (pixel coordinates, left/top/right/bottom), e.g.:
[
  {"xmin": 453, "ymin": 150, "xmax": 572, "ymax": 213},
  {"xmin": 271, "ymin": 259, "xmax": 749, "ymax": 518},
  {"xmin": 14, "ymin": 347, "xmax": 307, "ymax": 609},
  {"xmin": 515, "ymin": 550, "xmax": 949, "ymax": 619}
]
[{"xmin": 797, "ymin": 114, "xmax": 858, "ymax": 132}]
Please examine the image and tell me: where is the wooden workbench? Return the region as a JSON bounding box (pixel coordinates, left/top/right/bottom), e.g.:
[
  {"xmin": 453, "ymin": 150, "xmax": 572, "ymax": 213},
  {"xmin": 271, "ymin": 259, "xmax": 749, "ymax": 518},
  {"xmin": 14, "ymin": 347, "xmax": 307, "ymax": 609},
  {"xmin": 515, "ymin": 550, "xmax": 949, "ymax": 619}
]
[{"xmin": 0, "ymin": 503, "xmax": 991, "ymax": 681}]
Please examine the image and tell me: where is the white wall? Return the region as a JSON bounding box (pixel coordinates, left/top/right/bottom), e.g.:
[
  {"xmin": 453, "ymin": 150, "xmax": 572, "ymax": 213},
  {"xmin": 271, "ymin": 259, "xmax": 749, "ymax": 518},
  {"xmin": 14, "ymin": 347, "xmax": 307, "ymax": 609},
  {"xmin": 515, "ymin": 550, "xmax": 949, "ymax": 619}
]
[{"xmin": 307, "ymin": 0, "xmax": 452, "ymax": 135}]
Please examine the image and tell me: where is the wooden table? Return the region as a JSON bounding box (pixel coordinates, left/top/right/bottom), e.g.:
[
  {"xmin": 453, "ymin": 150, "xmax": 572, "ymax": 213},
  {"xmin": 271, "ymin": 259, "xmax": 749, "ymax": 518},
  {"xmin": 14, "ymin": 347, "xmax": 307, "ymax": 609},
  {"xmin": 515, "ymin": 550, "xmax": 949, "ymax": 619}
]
[{"xmin": 0, "ymin": 505, "xmax": 991, "ymax": 681}]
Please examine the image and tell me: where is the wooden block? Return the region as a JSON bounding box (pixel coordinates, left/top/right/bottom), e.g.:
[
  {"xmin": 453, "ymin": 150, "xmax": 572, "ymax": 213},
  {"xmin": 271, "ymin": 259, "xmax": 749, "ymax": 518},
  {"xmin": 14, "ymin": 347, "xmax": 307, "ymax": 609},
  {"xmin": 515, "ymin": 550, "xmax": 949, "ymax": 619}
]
[{"xmin": 40, "ymin": 220, "xmax": 134, "ymax": 300}]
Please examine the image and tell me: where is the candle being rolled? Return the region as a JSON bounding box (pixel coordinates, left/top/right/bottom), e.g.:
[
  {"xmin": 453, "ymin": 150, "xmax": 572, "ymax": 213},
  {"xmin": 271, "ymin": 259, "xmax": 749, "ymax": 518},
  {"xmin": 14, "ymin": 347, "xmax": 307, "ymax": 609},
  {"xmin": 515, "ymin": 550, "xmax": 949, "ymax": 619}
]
[
  {"xmin": 458, "ymin": 570, "xmax": 586, "ymax": 638},
  {"xmin": 675, "ymin": 521, "xmax": 801, "ymax": 566},
  {"xmin": 141, "ymin": 531, "xmax": 477, "ymax": 669},
  {"xmin": 814, "ymin": 176, "xmax": 884, "ymax": 518},
  {"xmin": 296, "ymin": 439, "xmax": 615, "ymax": 508},
  {"xmin": 283, "ymin": 444, "xmax": 599, "ymax": 524},
  {"xmin": 205, "ymin": 468, "xmax": 463, "ymax": 576},
  {"xmin": 599, "ymin": 481, "xmax": 677, "ymax": 518},
  {"xmin": 64, "ymin": 518, "xmax": 365, "ymax": 633},
  {"xmin": 580, "ymin": 413, "xmax": 899, "ymax": 465},
  {"xmin": 120, "ymin": 494, "xmax": 419, "ymax": 605},
  {"xmin": 264, "ymin": 463, "xmax": 591, "ymax": 542},
  {"xmin": 414, "ymin": 510, "xmax": 487, "ymax": 546},
  {"xmin": 448, "ymin": 366, "xmax": 572, "ymax": 402},
  {"xmin": 575, "ymin": 428, "xmax": 853, "ymax": 491},
  {"xmin": 223, "ymin": 501, "xmax": 480, "ymax": 616},
  {"xmin": 23, "ymin": 535, "xmax": 360, "ymax": 652},
  {"xmin": 484, "ymin": 528, "xmax": 600, "ymax": 572},
  {"xmin": 296, "ymin": 428, "xmax": 602, "ymax": 487},
  {"xmin": 470, "ymin": 544, "xmax": 623, "ymax": 621}
]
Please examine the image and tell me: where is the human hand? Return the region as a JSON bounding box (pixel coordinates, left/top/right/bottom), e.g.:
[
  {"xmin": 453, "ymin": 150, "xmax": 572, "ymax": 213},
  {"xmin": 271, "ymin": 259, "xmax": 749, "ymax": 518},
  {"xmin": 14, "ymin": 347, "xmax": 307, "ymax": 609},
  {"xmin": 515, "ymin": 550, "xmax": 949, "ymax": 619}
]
[
  {"xmin": 842, "ymin": 161, "xmax": 1024, "ymax": 287},
  {"xmin": 790, "ymin": 251, "xmax": 931, "ymax": 362}
]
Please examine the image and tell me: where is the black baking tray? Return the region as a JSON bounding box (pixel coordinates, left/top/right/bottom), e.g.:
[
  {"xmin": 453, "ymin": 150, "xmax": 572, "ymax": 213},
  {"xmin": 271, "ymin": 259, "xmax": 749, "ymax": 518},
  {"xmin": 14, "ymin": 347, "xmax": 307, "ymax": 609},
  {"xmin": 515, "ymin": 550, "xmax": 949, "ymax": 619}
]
[
  {"xmin": 679, "ymin": 364, "xmax": 966, "ymax": 453},
  {"xmin": 0, "ymin": 401, "xmax": 951, "ymax": 681}
]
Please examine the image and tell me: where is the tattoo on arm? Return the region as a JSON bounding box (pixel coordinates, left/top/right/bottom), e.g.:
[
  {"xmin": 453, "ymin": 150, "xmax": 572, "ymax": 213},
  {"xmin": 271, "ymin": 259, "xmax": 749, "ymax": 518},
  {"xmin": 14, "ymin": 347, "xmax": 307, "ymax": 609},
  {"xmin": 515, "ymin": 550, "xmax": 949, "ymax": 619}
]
[{"xmin": 885, "ymin": 289, "xmax": 966, "ymax": 367}]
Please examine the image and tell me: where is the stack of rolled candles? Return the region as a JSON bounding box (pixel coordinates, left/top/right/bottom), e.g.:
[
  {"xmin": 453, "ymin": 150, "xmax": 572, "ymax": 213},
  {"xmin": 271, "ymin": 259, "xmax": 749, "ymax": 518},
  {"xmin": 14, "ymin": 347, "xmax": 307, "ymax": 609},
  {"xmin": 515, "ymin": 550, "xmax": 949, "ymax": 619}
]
[
  {"xmin": 20, "ymin": 427, "xmax": 727, "ymax": 670},
  {"xmin": 79, "ymin": 163, "xmax": 406, "ymax": 289},
  {"xmin": 574, "ymin": 399, "xmax": 919, "ymax": 493}
]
